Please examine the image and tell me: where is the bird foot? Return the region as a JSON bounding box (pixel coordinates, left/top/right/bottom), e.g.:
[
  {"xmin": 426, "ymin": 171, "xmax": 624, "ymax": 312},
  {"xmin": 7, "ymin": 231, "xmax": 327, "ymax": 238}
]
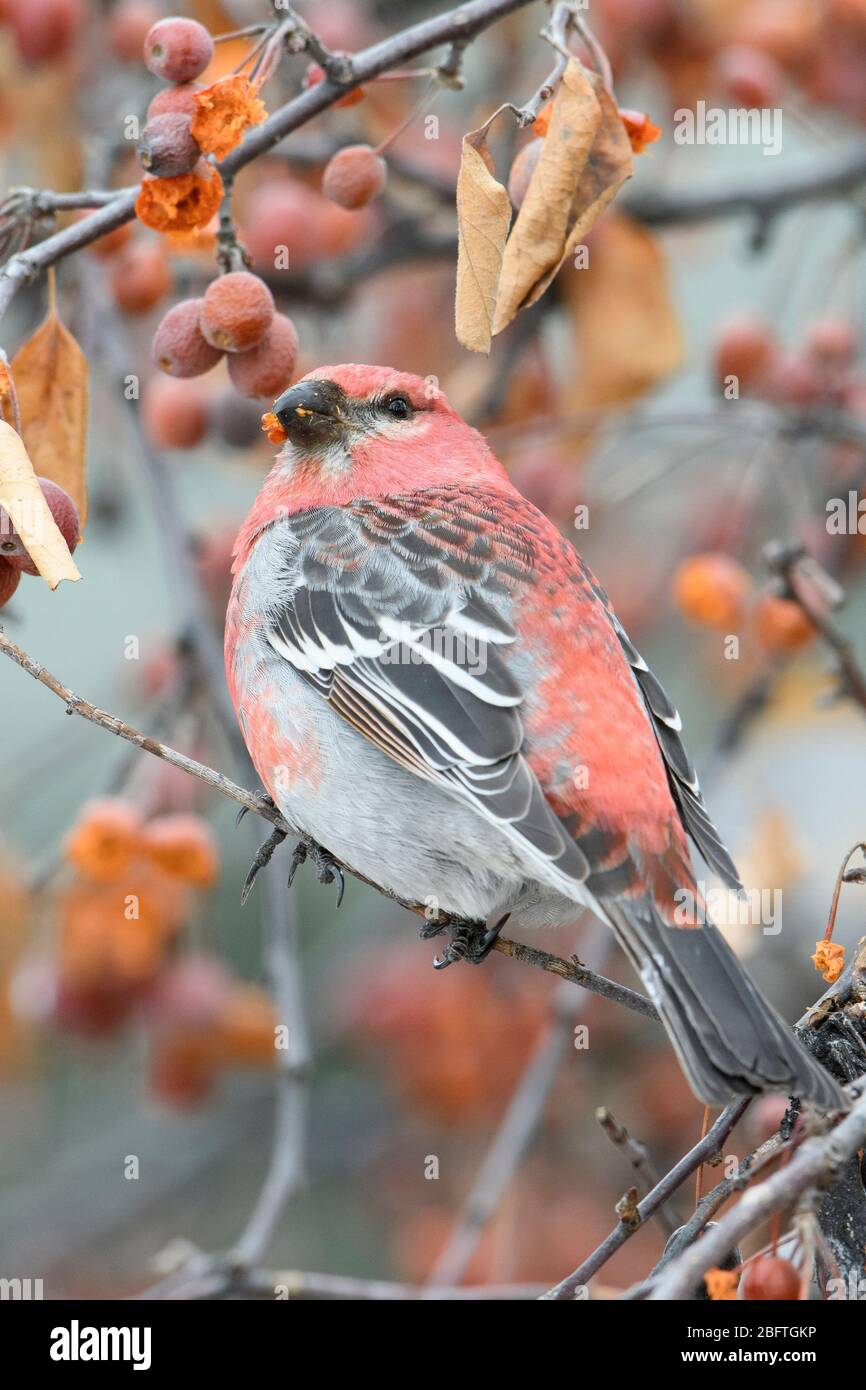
[
  {"xmin": 287, "ymin": 838, "xmax": 345, "ymax": 908},
  {"xmin": 240, "ymin": 823, "xmax": 288, "ymax": 906},
  {"xmin": 432, "ymin": 914, "xmax": 509, "ymax": 969}
]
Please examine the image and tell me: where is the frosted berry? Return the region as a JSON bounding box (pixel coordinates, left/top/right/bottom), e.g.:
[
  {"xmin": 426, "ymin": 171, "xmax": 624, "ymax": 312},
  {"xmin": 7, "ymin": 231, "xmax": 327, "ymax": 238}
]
[
  {"xmin": 152, "ymin": 299, "xmax": 222, "ymax": 377},
  {"xmin": 228, "ymin": 314, "xmax": 299, "ymax": 399},
  {"xmin": 201, "ymin": 272, "xmax": 274, "ymax": 353},
  {"xmin": 322, "ymin": 144, "xmax": 387, "ymax": 210}
]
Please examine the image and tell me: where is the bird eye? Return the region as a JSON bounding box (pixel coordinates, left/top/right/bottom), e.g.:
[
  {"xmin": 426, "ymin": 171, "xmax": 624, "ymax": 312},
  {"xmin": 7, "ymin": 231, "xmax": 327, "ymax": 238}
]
[{"xmin": 385, "ymin": 394, "xmax": 411, "ymax": 420}]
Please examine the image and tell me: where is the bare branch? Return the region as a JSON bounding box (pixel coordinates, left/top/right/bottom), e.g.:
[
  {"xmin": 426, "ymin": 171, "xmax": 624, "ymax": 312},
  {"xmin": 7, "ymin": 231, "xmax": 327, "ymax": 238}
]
[{"xmin": 648, "ymin": 1085, "xmax": 866, "ymax": 1299}]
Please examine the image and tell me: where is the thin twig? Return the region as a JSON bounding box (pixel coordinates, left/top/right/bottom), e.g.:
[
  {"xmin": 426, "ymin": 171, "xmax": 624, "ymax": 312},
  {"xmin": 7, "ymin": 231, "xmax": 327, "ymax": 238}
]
[
  {"xmin": 596, "ymin": 1108, "xmax": 679, "ymax": 1236},
  {"xmin": 229, "ymin": 868, "xmax": 310, "ymax": 1268},
  {"xmin": 539, "ymin": 1099, "xmax": 750, "ymax": 1299},
  {"xmin": 648, "ymin": 1086, "xmax": 866, "ymax": 1299}
]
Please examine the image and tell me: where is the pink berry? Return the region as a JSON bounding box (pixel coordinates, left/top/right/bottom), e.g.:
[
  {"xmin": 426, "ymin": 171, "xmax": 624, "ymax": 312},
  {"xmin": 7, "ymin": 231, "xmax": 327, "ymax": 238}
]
[
  {"xmin": 152, "ymin": 299, "xmax": 222, "ymax": 378},
  {"xmin": 322, "ymin": 144, "xmax": 387, "ymax": 210},
  {"xmin": 143, "ymin": 16, "xmax": 213, "ymax": 83},
  {"xmin": 228, "ymin": 314, "xmax": 299, "ymax": 399}
]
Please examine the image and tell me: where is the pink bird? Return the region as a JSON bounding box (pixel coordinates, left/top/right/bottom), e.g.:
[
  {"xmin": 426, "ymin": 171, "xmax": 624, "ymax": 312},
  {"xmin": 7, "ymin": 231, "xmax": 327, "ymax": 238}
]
[{"xmin": 226, "ymin": 364, "xmax": 843, "ymax": 1109}]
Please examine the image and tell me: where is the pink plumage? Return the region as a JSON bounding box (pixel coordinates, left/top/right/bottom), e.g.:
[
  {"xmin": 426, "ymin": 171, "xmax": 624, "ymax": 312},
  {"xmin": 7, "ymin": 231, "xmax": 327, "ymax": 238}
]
[{"xmin": 225, "ymin": 364, "xmax": 843, "ymax": 1110}]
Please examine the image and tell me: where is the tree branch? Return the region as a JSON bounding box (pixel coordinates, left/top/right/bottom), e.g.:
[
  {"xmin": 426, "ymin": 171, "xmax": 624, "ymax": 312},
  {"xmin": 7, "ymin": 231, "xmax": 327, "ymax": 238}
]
[
  {"xmin": 647, "ymin": 1084, "xmax": 866, "ymax": 1299},
  {"xmin": 624, "ymin": 143, "xmax": 866, "ymax": 229},
  {"xmin": 0, "ymin": 0, "xmax": 539, "ymax": 323}
]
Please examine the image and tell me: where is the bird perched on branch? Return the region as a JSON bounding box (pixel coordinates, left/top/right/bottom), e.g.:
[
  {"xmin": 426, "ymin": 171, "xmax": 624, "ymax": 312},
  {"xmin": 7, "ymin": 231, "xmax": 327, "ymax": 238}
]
[{"xmin": 226, "ymin": 364, "xmax": 844, "ymax": 1110}]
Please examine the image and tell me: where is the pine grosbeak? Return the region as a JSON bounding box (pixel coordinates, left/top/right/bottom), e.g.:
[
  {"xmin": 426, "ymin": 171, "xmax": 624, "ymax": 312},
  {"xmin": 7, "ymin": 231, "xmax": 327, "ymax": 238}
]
[{"xmin": 226, "ymin": 364, "xmax": 843, "ymax": 1109}]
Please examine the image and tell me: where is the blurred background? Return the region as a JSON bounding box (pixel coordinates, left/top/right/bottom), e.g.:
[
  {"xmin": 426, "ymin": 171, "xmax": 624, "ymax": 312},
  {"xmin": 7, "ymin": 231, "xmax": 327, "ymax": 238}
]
[{"xmin": 1, "ymin": 0, "xmax": 865, "ymax": 1298}]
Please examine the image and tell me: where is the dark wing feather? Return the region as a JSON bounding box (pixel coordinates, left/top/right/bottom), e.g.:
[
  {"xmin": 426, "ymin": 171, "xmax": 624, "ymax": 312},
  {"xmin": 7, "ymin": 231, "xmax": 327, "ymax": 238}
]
[
  {"xmin": 611, "ymin": 616, "xmax": 743, "ymax": 891},
  {"xmin": 266, "ymin": 502, "xmax": 590, "ymax": 889}
]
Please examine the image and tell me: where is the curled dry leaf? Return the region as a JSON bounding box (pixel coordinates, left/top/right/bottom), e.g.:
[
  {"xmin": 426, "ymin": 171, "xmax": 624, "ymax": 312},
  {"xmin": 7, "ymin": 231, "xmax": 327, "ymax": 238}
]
[
  {"xmin": 11, "ymin": 283, "xmax": 88, "ymax": 528},
  {"xmin": 454, "ymin": 127, "xmax": 512, "ymax": 355},
  {"xmin": 0, "ymin": 421, "xmax": 81, "ymax": 589},
  {"xmin": 492, "ymin": 61, "xmax": 634, "ymax": 336}
]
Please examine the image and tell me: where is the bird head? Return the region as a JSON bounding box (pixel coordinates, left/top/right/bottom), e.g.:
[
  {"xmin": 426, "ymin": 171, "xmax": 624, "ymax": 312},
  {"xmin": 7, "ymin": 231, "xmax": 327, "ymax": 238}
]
[{"xmin": 266, "ymin": 364, "xmax": 507, "ymax": 505}]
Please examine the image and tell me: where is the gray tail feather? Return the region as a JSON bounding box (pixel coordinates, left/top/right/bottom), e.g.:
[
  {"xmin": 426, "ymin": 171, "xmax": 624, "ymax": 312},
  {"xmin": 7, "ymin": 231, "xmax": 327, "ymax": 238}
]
[{"xmin": 607, "ymin": 901, "xmax": 847, "ymax": 1110}]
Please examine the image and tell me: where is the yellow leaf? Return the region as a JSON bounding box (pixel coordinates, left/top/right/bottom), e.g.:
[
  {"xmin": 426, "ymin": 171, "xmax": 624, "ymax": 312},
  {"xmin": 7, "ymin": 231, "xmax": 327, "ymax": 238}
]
[
  {"xmin": 493, "ymin": 62, "xmax": 633, "ymax": 335},
  {"xmin": 12, "ymin": 281, "xmax": 89, "ymax": 529},
  {"xmin": 455, "ymin": 127, "xmax": 512, "ymax": 355},
  {"xmin": 0, "ymin": 421, "xmax": 81, "ymax": 589}
]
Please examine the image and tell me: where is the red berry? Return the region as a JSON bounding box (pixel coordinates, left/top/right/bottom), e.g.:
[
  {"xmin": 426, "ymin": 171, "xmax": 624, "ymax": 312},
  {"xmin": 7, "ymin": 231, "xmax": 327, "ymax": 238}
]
[
  {"xmin": 108, "ymin": 1, "xmax": 162, "ymax": 63},
  {"xmin": 138, "ymin": 112, "xmax": 201, "ymax": 178},
  {"xmin": 712, "ymin": 315, "xmax": 776, "ymax": 392},
  {"xmin": 152, "ymin": 299, "xmax": 222, "ymax": 378},
  {"xmin": 147, "ymin": 82, "xmax": 202, "ymax": 121},
  {"xmin": 8, "ymin": 0, "xmax": 83, "ymax": 66},
  {"xmin": 740, "ymin": 1255, "xmax": 800, "ymax": 1300},
  {"xmin": 0, "ymin": 476, "xmax": 79, "ymax": 574},
  {"xmin": 143, "ymin": 17, "xmax": 213, "ymax": 83},
  {"xmin": 714, "ymin": 44, "xmax": 784, "ymax": 107},
  {"xmin": 322, "ymin": 144, "xmax": 387, "ymax": 210},
  {"xmin": 108, "ymin": 242, "xmax": 173, "ymax": 315},
  {"xmin": 201, "ymin": 272, "xmax": 275, "ymax": 353},
  {"xmin": 142, "ymin": 376, "xmax": 208, "ymax": 449},
  {"xmin": 0, "ymin": 557, "xmax": 21, "ymax": 607},
  {"xmin": 507, "ymin": 138, "xmax": 542, "ymax": 209},
  {"xmin": 228, "ymin": 314, "xmax": 299, "ymax": 399}
]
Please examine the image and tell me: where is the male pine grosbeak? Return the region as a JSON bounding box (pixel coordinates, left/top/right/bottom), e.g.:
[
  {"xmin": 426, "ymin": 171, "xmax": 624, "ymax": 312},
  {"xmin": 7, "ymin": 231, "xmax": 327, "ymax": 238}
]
[{"xmin": 226, "ymin": 364, "xmax": 843, "ymax": 1109}]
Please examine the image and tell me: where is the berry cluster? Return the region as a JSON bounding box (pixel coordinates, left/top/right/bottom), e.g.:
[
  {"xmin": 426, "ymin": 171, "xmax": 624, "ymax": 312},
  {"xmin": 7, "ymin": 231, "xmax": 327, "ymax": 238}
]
[{"xmin": 145, "ymin": 270, "xmax": 299, "ymax": 449}]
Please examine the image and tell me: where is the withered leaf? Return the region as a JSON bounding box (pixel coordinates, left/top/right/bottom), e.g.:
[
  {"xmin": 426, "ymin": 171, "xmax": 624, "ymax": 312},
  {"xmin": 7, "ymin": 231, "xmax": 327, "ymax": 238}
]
[
  {"xmin": 560, "ymin": 216, "xmax": 682, "ymax": 417},
  {"xmin": 12, "ymin": 276, "xmax": 88, "ymax": 530},
  {"xmin": 455, "ymin": 126, "xmax": 512, "ymax": 355},
  {"xmin": 493, "ymin": 61, "xmax": 634, "ymax": 336},
  {"xmin": 0, "ymin": 421, "xmax": 81, "ymax": 589}
]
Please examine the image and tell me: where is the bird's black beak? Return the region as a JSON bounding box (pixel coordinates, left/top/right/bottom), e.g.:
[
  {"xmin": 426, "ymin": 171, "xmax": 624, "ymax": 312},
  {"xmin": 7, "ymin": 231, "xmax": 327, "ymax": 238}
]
[{"xmin": 273, "ymin": 379, "xmax": 347, "ymax": 446}]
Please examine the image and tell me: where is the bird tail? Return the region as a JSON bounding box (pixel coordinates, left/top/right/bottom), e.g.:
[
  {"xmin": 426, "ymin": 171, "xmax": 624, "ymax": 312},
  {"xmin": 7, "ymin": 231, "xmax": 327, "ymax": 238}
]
[{"xmin": 606, "ymin": 900, "xmax": 846, "ymax": 1110}]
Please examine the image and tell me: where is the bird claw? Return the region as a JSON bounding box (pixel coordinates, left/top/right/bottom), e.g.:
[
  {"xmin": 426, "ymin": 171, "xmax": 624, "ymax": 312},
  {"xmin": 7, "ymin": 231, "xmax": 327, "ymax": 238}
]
[
  {"xmin": 236, "ymin": 791, "xmax": 278, "ymax": 829},
  {"xmin": 431, "ymin": 914, "xmax": 509, "ymax": 970},
  {"xmin": 287, "ymin": 839, "xmax": 345, "ymax": 908},
  {"xmin": 240, "ymin": 824, "xmax": 288, "ymax": 905}
]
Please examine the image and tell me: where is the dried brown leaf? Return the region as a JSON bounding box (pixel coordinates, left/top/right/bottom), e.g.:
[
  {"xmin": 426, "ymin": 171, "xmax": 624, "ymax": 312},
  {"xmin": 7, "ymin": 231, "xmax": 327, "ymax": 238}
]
[
  {"xmin": 560, "ymin": 216, "xmax": 682, "ymax": 418},
  {"xmin": 493, "ymin": 62, "xmax": 633, "ymax": 335},
  {"xmin": 12, "ymin": 278, "xmax": 88, "ymax": 529},
  {"xmin": 0, "ymin": 421, "xmax": 81, "ymax": 589},
  {"xmin": 455, "ymin": 127, "xmax": 512, "ymax": 354}
]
